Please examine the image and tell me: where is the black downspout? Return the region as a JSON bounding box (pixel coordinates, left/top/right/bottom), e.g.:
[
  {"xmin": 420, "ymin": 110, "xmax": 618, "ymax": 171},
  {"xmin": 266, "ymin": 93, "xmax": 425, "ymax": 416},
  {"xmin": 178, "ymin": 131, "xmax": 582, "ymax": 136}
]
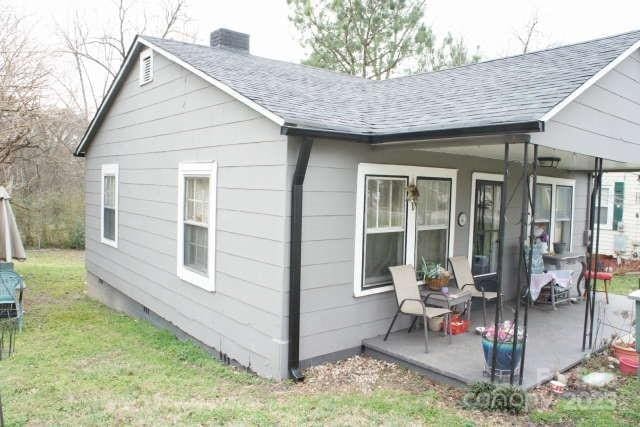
[{"xmin": 288, "ymin": 137, "xmax": 313, "ymax": 381}]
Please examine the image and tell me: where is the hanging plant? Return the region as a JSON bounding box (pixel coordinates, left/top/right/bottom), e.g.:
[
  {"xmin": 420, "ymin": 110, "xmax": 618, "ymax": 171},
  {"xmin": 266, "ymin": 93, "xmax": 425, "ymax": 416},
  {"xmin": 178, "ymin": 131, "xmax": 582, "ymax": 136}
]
[{"xmin": 406, "ymin": 184, "xmax": 419, "ymax": 210}]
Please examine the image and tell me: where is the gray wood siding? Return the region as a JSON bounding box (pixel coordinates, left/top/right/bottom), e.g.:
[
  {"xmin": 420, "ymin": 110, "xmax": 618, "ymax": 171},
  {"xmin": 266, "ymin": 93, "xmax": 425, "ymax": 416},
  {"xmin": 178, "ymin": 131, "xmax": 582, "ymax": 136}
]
[
  {"xmin": 291, "ymin": 137, "xmax": 587, "ymax": 362},
  {"xmin": 84, "ymin": 52, "xmax": 289, "ymax": 379},
  {"xmin": 535, "ymin": 50, "xmax": 640, "ymax": 164}
]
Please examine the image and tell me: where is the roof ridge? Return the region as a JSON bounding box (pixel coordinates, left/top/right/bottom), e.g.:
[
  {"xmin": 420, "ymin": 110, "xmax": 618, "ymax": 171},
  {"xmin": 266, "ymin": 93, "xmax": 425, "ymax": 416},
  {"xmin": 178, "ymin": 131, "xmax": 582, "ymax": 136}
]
[
  {"xmin": 140, "ymin": 35, "xmax": 368, "ymax": 82},
  {"xmin": 143, "ymin": 28, "xmax": 640, "ymax": 85}
]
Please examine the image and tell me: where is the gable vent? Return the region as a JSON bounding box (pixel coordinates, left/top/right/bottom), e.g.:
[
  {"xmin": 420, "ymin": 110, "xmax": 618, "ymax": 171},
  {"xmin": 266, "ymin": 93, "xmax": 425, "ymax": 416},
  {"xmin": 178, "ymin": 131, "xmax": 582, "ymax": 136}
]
[{"xmin": 139, "ymin": 49, "xmax": 153, "ymax": 86}]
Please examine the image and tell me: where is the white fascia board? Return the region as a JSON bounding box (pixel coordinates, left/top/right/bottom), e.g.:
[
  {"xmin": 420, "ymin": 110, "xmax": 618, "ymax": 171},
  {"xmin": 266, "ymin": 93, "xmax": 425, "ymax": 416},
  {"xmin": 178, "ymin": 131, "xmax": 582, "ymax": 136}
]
[{"xmin": 540, "ymin": 39, "xmax": 640, "ymax": 123}]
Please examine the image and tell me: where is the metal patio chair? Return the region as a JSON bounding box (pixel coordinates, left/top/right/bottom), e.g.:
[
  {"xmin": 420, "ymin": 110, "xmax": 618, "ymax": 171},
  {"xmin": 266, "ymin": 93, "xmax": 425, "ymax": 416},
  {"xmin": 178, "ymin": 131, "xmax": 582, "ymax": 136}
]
[
  {"xmin": 0, "ymin": 265, "xmax": 24, "ymax": 330},
  {"xmin": 384, "ymin": 265, "xmax": 451, "ymax": 352},
  {"xmin": 448, "ymin": 256, "xmax": 498, "ymax": 327}
]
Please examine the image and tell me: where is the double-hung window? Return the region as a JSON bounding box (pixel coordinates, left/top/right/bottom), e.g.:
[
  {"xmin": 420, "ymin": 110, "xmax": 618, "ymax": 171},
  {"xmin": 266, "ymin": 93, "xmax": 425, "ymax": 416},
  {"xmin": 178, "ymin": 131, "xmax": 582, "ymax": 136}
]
[
  {"xmin": 532, "ymin": 177, "xmax": 575, "ymax": 250},
  {"xmin": 101, "ymin": 164, "xmax": 118, "ymax": 247},
  {"xmin": 177, "ymin": 162, "xmax": 217, "ymax": 291},
  {"xmin": 354, "ymin": 164, "xmax": 457, "ymax": 297}
]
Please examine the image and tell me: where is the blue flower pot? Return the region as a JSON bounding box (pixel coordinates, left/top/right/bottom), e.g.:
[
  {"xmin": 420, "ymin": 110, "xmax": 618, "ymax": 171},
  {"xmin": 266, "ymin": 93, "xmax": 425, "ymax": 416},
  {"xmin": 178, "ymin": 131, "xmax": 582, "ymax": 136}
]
[{"xmin": 482, "ymin": 338, "xmax": 523, "ymax": 372}]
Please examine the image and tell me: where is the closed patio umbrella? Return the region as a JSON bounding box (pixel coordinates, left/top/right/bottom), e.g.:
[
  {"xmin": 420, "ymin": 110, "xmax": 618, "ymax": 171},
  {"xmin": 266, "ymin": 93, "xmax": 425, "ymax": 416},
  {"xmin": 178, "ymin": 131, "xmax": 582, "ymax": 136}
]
[{"xmin": 0, "ymin": 187, "xmax": 26, "ymax": 262}]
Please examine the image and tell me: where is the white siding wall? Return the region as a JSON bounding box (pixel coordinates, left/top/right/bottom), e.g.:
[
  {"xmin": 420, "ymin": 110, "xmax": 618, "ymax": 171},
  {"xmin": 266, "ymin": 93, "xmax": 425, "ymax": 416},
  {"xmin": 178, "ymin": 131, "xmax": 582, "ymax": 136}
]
[
  {"xmin": 534, "ymin": 50, "xmax": 640, "ymax": 164},
  {"xmin": 84, "ymin": 53, "xmax": 289, "ymax": 378},
  {"xmin": 597, "ymin": 172, "xmax": 640, "ymax": 255}
]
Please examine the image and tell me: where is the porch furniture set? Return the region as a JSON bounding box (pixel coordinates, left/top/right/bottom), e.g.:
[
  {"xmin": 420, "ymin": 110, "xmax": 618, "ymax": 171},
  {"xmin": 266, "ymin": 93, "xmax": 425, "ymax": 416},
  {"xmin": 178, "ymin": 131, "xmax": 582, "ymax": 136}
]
[{"xmin": 385, "ymin": 253, "xmax": 590, "ymax": 352}]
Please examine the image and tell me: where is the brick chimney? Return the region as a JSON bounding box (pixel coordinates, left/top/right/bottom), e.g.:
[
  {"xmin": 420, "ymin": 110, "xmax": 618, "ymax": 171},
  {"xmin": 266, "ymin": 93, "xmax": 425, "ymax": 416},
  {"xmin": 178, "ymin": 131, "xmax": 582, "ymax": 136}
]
[{"xmin": 210, "ymin": 28, "xmax": 250, "ymax": 52}]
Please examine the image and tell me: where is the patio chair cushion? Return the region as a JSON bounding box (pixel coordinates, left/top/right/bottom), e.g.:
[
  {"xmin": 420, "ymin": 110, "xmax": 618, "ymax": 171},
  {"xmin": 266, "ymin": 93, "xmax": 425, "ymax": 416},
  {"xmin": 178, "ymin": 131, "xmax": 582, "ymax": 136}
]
[{"xmin": 584, "ymin": 271, "xmax": 613, "ymax": 281}]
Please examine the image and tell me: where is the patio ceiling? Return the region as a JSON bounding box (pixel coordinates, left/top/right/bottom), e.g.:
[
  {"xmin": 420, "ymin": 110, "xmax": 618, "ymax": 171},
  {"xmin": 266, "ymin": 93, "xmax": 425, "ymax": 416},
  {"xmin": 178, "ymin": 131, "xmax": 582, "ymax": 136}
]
[{"xmin": 372, "ymin": 135, "xmax": 640, "ymax": 172}]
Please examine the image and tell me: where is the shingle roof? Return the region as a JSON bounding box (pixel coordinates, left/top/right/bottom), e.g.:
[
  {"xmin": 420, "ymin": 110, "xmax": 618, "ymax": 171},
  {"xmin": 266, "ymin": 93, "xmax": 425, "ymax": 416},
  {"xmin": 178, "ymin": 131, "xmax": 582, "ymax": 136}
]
[{"xmin": 142, "ymin": 30, "xmax": 640, "ymax": 137}]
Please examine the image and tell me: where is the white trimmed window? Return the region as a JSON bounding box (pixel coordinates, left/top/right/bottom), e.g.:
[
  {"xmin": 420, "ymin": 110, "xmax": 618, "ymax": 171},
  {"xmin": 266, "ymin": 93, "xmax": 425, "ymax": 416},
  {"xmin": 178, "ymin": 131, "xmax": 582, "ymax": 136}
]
[
  {"xmin": 101, "ymin": 164, "xmax": 119, "ymax": 247},
  {"xmin": 533, "ymin": 177, "xmax": 576, "ymax": 250},
  {"xmin": 177, "ymin": 162, "xmax": 217, "ymax": 291},
  {"xmin": 354, "ymin": 164, "xmax": 457, "ymax": 297},
  {"xmin": 139, "ymin": 49, "xmax": 153, "ymax": 85},
  {"xmin": 597, "ymin": 185, "xmax": 614, "ymax": 229}
]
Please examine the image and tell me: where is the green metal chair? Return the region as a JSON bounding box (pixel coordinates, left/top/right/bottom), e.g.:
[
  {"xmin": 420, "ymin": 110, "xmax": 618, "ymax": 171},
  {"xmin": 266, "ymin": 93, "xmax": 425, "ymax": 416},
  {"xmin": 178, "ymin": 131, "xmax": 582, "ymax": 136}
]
[{"xmin": 0, "ymin": 264, "xmax": 24, "ymax": 330}]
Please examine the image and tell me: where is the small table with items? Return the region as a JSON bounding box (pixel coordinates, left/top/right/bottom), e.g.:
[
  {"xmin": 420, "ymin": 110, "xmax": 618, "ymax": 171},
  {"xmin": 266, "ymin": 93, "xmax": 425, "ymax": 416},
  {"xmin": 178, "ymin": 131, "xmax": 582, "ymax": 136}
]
[
  {"xmin": 528, "ymin": 269, "xmax": 578, "ymax": 310},
  {"xmin": 420, "ymin": 286, "xmax": 473, "ymax": 321}
]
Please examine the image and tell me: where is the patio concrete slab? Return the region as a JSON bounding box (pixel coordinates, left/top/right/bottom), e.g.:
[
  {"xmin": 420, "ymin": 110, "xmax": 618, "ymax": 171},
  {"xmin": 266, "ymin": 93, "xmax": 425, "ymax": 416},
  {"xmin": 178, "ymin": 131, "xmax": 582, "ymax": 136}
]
[{"xmin": 362, "ymin": 293, "xmax": 635, "ymax": 389}]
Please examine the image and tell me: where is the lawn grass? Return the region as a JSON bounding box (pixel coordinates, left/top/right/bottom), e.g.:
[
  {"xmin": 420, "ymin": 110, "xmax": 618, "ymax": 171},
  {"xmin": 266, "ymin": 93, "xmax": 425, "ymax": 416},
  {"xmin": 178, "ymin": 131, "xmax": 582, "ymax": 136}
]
[
  {"xmin": 529, "ymin": 377, "xmax": 640, "ymax": 426},
  {"xmin": 0, "ymin": 250, "xmax": 471, "ymax": 426},
  {"xmin": 610, "ymin": 274, "xmax": 640, "ymax": 296},
  {"xmin": 2, "ymin": 250, "xmax": 639, "ymax": 426}
]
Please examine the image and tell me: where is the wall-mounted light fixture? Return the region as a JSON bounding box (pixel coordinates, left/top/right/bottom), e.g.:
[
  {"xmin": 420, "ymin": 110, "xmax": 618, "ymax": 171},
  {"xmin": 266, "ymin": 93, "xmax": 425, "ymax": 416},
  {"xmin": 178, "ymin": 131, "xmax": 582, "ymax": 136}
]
[{"xmin": 537, "ymin": 156, "xmax": 561, "ymax": 168}]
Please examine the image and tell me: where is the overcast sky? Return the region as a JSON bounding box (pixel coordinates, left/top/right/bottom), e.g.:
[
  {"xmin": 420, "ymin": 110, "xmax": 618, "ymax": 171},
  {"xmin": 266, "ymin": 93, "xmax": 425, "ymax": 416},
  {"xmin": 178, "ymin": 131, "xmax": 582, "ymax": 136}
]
[{"xmin": 16, "ymin": 0, "xmax": 640, "ymax": 63}]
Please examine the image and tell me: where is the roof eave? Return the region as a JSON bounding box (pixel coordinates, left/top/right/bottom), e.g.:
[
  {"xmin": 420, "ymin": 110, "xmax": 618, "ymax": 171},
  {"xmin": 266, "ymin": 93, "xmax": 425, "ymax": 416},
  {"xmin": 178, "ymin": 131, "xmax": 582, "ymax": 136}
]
[
  {"xmin": 281, "ymin": 120, "xmax": 545, "ymax": 144},
  {"xmin": 74, "ymin": 35, "xmax": 142, "ymax": 157}
]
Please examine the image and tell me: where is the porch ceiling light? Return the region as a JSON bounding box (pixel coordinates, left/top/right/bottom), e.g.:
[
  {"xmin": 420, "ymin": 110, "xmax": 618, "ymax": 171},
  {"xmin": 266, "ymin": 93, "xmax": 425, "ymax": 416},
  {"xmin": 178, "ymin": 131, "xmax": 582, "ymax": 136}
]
[{"xmin": 537, "ymin": 156, "xmax": 561, "ymax": 168}]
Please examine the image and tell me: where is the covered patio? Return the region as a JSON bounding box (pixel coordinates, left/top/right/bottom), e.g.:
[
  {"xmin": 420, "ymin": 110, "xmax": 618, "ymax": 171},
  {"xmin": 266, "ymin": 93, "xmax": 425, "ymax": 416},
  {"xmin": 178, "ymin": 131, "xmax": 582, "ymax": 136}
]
[
  {"xmin": 363, "ymin": 293, "xmax": 634, "ymax": 390},
  {"xmin": 358, "ymin": 129, "xmax": 640, "ymax": 387}
]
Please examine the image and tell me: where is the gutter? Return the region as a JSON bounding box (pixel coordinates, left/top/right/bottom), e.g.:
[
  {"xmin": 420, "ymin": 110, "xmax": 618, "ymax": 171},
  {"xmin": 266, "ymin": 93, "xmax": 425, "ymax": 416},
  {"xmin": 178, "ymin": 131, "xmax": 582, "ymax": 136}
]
[
  {"xmin": 281, "ymin": 121, "xmax": 545, "ymax": 143},
  {"xmin": 288, "ymin": 136, "xmax": 313, "ymax": 381}
]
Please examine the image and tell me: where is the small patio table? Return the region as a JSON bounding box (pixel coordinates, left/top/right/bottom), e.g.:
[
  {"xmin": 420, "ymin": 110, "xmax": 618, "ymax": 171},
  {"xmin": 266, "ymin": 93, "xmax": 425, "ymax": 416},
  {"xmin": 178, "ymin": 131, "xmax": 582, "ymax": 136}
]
[
  {"xmin": 529, "ymin": 270, "xmax": 577, "ymax": 310},
  {"xmin": 420, "ymin": 287, "xmax": 473, "ymax": 321}
]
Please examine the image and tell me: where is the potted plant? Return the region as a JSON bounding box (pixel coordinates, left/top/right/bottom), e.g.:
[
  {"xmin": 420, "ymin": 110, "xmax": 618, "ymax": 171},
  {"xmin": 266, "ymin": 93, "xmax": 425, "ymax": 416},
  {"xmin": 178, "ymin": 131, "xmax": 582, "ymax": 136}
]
[
  {"xmin": 419, "ymin": 258, "xmax": 450, "ymax": 291},
  {"xmin": 482, "ymin": 320, "xmax": 524, "ymax": 373}
]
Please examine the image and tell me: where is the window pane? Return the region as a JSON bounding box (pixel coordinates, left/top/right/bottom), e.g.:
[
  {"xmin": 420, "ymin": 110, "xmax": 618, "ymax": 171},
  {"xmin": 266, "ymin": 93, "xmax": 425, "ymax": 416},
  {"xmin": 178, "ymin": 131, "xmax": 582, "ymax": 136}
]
[
  {"xmin": 472, "ymin": 181, "xmax": 502, "ymax": 276},
  {"xmin": 103, "ymin": 175, "xmax": 115, "ymax": 208},
  {"xmin": 554, "ymin": 186, "xmax": 572, "ymax": 245},
  {"xmin": 364, "ymin": 231, "xmax": 405, "ymax": 288},
  {"xmin": 365, "ymin": 176, "xmax": 406, "ymax": 230},
  {"xmin": 598, "ymin": 187, "xmax": 610, "ymax": 224},
  {"xmin": 362, "ymin": 175, "xmax": 407, "ymax": 289},
  {"xmin": 103, "ymin": 208, "xmax": 115, "ymax": 241},
  {"xmin": 184, "ymin": 177, "xmax": 209, "ymax": 224},
  {"xmin": 416, "ymin": 179, "xmax": 451, "ymax": 227},
  {"xmin": 535, "ymin": 184, "xmax": 552, "ymax": 222},
  {"xmin": 417, "ymin": 229, "xmax": 447, "ymax": 267},
  {"xmin": 184, "ymin": 223, "xmax": 208, "ymax": 274},
  {"xmin": 555, "ymin": 186, "xmax": 572, "ymax": 220}
]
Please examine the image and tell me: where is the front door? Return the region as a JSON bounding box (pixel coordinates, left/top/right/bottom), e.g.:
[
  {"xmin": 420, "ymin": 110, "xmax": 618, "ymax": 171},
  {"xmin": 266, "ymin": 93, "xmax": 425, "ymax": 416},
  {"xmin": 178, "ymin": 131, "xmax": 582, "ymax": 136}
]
[{"xmin": 471, "ymin": 180, "xmax": 502, "ymax": 291}]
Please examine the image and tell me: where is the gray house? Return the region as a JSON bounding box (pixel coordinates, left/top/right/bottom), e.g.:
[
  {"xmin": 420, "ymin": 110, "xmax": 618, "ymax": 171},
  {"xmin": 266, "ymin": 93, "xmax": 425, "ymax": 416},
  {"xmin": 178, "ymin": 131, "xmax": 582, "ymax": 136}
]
[{"xmin": 75, "ymin": 28, "xmax": 640, "ymax": 382}]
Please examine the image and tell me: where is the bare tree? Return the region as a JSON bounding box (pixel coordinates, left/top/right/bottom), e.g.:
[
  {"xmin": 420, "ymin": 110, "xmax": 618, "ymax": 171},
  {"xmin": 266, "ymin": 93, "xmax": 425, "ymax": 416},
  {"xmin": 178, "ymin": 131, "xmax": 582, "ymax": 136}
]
[
  {"xmin": 0, "ymin": 7, "xmax": 48, "ymax": 167},
  {"xmin": 57, "ymin": 0, "xmax": 195, "ymax": 121},
  {"xmin": 515, "ymin": 13, "xmax": 541, "ymax": 54}
]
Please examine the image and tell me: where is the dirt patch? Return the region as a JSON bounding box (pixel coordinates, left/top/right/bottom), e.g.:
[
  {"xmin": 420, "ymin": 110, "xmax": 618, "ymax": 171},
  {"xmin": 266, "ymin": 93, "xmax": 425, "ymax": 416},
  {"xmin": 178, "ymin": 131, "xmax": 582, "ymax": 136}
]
[
  {"xmin": 275, "ymin": 355, "xmax": 525, "ymax": 426},
  {"xmin": 286, "ymin": 355, "xmax": 460, "ymax": 396}
]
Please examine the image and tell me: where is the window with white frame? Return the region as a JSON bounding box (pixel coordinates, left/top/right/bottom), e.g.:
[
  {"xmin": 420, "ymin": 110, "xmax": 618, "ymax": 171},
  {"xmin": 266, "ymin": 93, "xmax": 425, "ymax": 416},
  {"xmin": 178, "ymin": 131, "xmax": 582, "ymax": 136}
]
[
  {"xmin": 596, "ymin": 185, "xmax": 614, "ymax": 229},
  {"xmin": 532, "ymin": 177, "xmax": 576, "ymax": 250},
  {"xmin": 177, "ymin": 162, "xmax": 217, "ymax": 291},
  {"xmin": 139, "ymin": 49, "xmax": 153, "ymax": 85},
  {"xmin": 354, "ymin": 164, "xmax": 457, "ymax": 297},
  {"xmin": 415, "ymin": 178, "xmax": 452, "ymax": 267},
  {"xmin": 101, "ymin": 164, "xmax": 118, "ymax": 247}
]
